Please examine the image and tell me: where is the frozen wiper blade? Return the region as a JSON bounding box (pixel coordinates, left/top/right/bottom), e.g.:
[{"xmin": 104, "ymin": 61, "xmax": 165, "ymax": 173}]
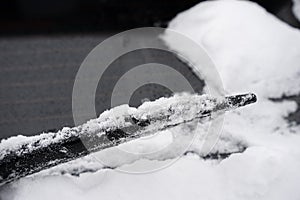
[{"xmin": 0, "ymin": 93, "xmax": 256, "ymax": 186}]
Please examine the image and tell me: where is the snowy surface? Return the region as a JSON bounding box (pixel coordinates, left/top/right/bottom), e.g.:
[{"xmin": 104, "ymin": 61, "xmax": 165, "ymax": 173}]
[
  {"xmin": 1, "ymin": 0, "xmax": 300, "ymax": 199},
  {"xmin": 0, "ymin": 127, "xmax": 80, "ymax": 160},
  {"xmin": 162, "ymin": 0, "xmax": 300, "ymax": 199},
  {"xmin": 292, "ymin": 0, "xmax": 300, "ymax": 21}
]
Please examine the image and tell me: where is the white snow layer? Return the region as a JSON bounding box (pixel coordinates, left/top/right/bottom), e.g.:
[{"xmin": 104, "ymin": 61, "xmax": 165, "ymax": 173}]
[
  {"xmin": 1, "ymin": 0, "xmax": 300, "ymax": 199},
  {"xmin": 292, "ymin": 0, "xmax": 300, "ymax": 21}
]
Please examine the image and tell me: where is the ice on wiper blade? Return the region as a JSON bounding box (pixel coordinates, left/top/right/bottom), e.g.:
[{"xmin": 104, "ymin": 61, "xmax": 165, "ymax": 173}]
[{"xmin": 0, "ymin": 93, "xmax": 256, "ymax": 186}]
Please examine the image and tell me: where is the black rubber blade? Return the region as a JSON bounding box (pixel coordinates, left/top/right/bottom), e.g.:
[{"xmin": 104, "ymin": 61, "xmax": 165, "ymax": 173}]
[{"xmin": 0, "ymin": 93, "xmax": 256, "ymax": 186}]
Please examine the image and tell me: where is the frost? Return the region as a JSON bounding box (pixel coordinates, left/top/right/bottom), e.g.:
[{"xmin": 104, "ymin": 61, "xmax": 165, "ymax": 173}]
[{"xmin": 0, "ymin": 127, "xmax": 80, "ymax": 160}]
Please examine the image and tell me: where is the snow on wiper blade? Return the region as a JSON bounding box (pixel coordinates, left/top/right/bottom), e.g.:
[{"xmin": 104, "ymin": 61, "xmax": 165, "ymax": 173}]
[{"xmin": 0, "ymin": 93, "xmax": 256, "ymax": 186}]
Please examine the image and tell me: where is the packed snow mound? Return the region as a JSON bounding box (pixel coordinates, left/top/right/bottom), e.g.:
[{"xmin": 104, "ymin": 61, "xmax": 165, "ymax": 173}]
[
  {"xmin": 162, "ymin": 0, "xmax": 300, "ymax": 139},
  {"xmin": 2, "ymin": 0, "xmax": 300, "ymax": 199},
  {"xmin": 161, "ymin": 0, "xmax": 300, "ymax": 199},
  {"xmin": 163, "ymin": 0, "xmax": 300, "ymax": 97},
  {"xmin": 292, "ymin": 0, "xmax": 300, "ymax": 22}
]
